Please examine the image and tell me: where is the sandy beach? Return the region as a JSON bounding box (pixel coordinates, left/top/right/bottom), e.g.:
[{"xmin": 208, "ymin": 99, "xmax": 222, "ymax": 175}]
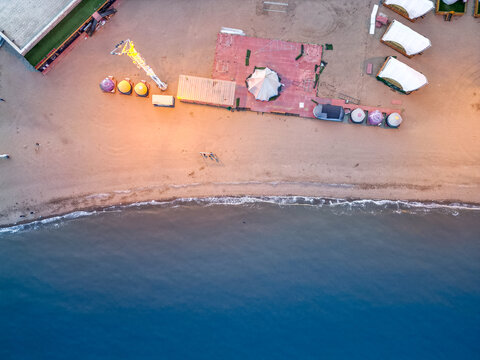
[{"xmin": 0, "ymin": 0, "xmax": 479, "ymax": 227}]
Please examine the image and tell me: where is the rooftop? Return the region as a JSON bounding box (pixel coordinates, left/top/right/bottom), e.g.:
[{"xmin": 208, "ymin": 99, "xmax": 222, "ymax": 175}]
[{"xmin": 0, "ymin": 0, "xmax": 80, "ymax": 54}]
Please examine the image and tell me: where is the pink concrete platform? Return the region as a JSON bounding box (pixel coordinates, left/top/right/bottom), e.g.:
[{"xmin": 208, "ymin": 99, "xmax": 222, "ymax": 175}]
[
  {"xmin": 212, "ymin": 33, "xmax": 402, "ymax": 126},
  {"xmin": 213, "ymin": 33, "xmax": 321, "ymax": 115}
]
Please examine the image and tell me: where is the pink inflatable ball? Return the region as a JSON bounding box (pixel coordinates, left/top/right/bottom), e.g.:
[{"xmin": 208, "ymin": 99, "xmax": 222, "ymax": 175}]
[
  {"xmin": 368, "ymin": 110, "xmax": 383, "ymax": 126},
  {"xmin": 100, "ymin": 78, "xmax": 115, "ymax": 92}
]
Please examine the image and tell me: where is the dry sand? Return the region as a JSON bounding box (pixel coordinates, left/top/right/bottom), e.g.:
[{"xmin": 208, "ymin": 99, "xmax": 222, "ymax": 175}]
[{"xmin": 0, "ymin": 0, "xmax": 479, "ymax": 227}]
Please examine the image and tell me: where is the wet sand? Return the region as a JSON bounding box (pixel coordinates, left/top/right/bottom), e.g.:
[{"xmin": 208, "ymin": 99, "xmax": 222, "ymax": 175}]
[{"xmin": 0, "ymin": 0, "xmax": 479, "ymax": 226}]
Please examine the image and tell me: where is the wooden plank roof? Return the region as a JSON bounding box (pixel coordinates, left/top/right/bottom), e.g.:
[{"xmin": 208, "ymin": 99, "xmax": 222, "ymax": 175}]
[{"xmin": 177, "ymin": 75, "xmax": 236, "ymax": 107}]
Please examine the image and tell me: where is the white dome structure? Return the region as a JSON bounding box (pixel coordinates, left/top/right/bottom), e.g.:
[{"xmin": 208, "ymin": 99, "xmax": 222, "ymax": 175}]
[{"xmin": 246, "ymin": 67, "xmax": 282, "ymax": 101}]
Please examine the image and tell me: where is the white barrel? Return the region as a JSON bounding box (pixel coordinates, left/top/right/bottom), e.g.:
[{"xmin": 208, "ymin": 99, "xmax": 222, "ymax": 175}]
[
  {"xmin": 387, "ymin": 112, "xmax": 403, "ymax": 128},
  {"xmin": 350, "ymin": 108, "xmax": 366, "ymax": 123}
]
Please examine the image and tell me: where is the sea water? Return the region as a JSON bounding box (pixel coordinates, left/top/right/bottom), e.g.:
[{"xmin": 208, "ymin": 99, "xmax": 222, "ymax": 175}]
[{"xmin": 1, "ymin": 198, "xmax": 479, "ymax": 359}]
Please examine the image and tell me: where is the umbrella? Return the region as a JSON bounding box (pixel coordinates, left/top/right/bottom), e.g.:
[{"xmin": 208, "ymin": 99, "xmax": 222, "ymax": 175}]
[
  {"xmin": 100, "ymin": 78, "xmax": 115, "ymax": 92},
  {"xmin": 368, "ymin": 110, "xmax": 383, "ymax": 126},
  {"xmin": 350, "ymin": 108, "xmax": 366, "ymax": 123},
  {"xmin": 246, "ymin": 67, "xmax": 281, "ymax": 101},
  {"xmin": 387, "ymin": 112, "xmax": 403, "ymax": 128}
]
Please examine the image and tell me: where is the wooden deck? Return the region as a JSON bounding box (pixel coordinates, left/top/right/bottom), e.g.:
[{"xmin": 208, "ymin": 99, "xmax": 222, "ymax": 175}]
[{"xmin": 177, "ymin": 75, "xmax": 236, "ymax": 107}]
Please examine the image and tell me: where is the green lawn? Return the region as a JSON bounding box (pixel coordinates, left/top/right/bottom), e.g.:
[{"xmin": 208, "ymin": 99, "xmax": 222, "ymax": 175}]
[
  {"xmin": 25, "ymin": 0, "xmax": 107, "ymax": 66},
  {"xmin": 437, "ymin": 1, "xmax": 466, "ymax": 13}
]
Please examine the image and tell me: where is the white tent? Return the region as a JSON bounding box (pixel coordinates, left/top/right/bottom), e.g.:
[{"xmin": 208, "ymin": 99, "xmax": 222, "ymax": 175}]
[
  {"xmin": 246, "ymin": 67, "xmax": 281, "ymax": 101},
  {"xmin": 377, "ymin": 57, "xmax": 428, "ymax": 93},
  {"xmin": 384, "ymin": 0, "xmax": 434, "ymax": 20},
  {"xmin": 442, "ymin": 0, "xmax": 459, "ymax": 5},
  {"xmin": 381, "ymin": 20, "xmax": 431, "ymax": 57}
]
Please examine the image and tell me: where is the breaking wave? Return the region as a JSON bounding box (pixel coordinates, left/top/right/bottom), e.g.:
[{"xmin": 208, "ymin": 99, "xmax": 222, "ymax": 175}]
[{"xmin": 1, "ymin": 196, "xmax": 479, "ymax": 234}]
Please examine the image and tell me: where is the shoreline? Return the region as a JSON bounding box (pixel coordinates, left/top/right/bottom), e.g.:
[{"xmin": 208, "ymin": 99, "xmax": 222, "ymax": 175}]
[
  {"xmin": 2, "ymin": 180, "xmax": 480, "ymax": 230},
  {"xmin": 1, "ymin": 0, "xmax": 479, "ymax": 229}
]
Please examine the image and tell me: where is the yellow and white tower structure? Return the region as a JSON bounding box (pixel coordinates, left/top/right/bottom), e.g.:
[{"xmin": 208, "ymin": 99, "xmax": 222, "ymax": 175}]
[{"xmin": 111, "ymin": 39, "xmax": 167, "ymax": 91}]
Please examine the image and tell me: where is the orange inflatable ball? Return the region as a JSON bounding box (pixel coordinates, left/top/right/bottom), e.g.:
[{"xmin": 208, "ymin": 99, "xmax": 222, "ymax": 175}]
[
  {"xmin": 118, "ymin": 80, "xmax": 132, "ymax": 95},
  {"xmin": 134, "ymin": 82, "xmax": 148, "ymax": 97}
]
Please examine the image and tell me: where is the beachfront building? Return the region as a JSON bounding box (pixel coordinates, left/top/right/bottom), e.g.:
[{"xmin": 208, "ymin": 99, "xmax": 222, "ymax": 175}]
[{"xmin": 0, "ymin": 0, "xmax": 115, "ymax": 72}]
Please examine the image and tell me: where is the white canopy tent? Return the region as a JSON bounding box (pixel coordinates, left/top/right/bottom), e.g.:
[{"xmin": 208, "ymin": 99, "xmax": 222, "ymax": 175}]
[
  {"xmin": 383, "ymin": 0, "xmax": 435, "ymax": 20},
  {"xmin": 442, "ymin": 0, "xmax": 460, "ymax": 5},
  {"xmin": 246, "ymin": 67, "xmax": 282, "ymax": 101},
  {"xmin": 381, "ymin": 20, "xmax": 431, "ymax": 57},
  {"xmin": 377, "ymin": 57, "xmax": 428, "ymax": 93}
]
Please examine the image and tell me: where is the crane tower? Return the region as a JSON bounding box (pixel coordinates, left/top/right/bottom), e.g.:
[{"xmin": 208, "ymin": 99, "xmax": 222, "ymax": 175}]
[{"xmin": 111, "ymin": 39, "xmax": 167, "ymax": 91}]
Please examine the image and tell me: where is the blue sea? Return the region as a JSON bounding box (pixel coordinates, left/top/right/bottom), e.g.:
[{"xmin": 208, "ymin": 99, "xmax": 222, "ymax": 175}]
[{"xmin": 1, "ymin": 197, "xmax": 479, "ymax": 359}]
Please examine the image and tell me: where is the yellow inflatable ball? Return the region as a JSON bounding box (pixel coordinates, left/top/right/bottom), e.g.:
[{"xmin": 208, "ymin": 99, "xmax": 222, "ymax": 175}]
[
  {"xmin": 134, "ymin": 82, "xmax": 148, "ymax": 97},
  {"xmin": 117, "ymin": 80, "xmax": 132, "ymax": 95}
]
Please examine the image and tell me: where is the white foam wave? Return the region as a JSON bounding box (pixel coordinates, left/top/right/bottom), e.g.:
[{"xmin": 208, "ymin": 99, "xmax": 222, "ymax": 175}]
[
  {"xmin": 120, "ymin": 196, "xmax": 480, "ymax": 213},
  {"xmin": 124, "ymin": 200, "xmax": 169, "ymax": 208},
  {"xmin": 1, "ymin": 196, "xmax": 478, "ymax": 234},
  {"xmin": 0, "ymin": 210, "xmax": 98, "ymax": 234}
]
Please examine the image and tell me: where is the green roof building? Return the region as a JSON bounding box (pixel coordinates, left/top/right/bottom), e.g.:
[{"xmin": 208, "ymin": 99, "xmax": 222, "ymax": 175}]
[{"xmin": 0, "ymin": 0, "xmax": 114, "ymax": 71}]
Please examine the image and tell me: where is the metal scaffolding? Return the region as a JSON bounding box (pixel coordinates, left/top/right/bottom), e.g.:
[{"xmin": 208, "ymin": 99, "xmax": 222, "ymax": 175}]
[{"xmin": 111, "ymin": 39, "xmax": 167, "ymax": 90}]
